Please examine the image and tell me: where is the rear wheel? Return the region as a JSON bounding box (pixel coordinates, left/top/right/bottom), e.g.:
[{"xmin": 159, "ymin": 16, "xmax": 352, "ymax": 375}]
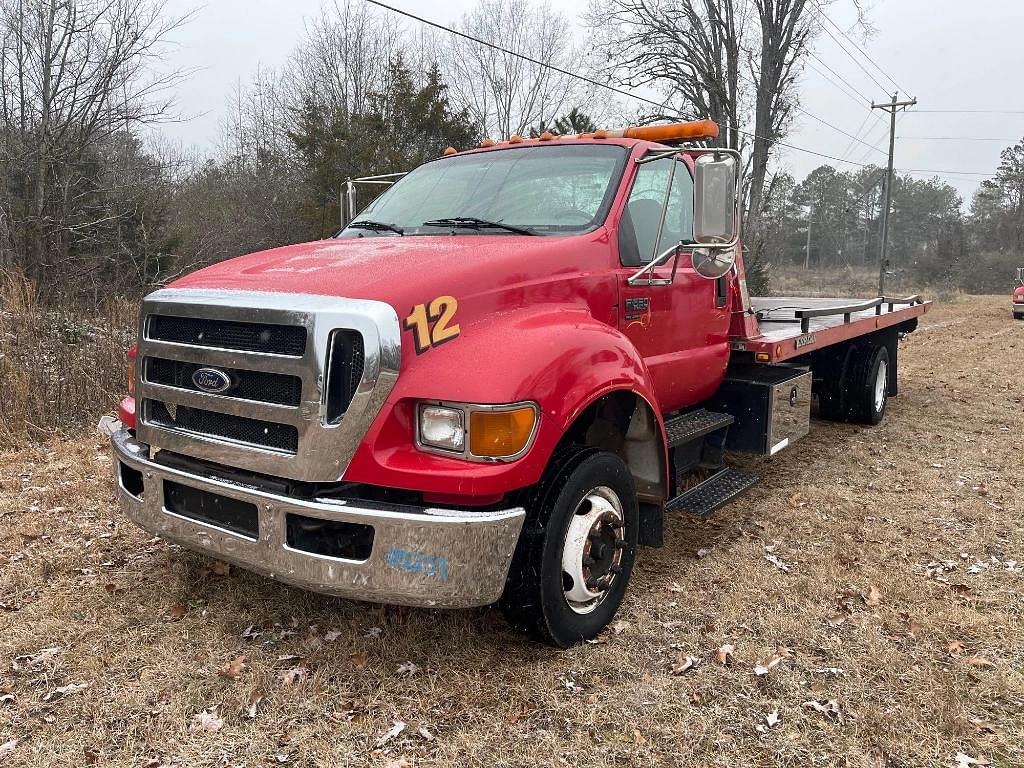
[
  {"xmin": 847, "ymin": 344, "xmax": 889, "ymax": 425},
  {"xmin": 500, "ymin": 447, "xmax": 638, "ymax": 647}
]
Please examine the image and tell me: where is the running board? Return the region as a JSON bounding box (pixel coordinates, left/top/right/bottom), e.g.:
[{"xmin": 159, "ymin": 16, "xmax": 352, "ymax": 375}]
[
  {"xmin": 665, "ymin": 467, "xmax": 759, "ymax": 518},
  {"xmin": 664, "ymin": 408, "xmax": 734, "ymax": 448}
]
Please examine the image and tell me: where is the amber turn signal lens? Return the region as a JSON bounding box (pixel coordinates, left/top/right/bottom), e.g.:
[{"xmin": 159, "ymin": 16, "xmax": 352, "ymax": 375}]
[{"xmin": 469, "ymin": 407, "xmax": 537, "ymax": 458}]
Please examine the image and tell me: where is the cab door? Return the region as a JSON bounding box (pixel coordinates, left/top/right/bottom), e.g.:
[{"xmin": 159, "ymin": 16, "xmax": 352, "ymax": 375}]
[{"xmin": 615, "ymin": 153, "xmax": 731, "ymax": 412}]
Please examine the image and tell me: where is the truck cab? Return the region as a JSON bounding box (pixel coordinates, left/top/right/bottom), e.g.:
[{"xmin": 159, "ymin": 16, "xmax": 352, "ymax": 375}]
[{"xmin": 110, "ymin": 120, "xmax": 927, "ymax": 646}]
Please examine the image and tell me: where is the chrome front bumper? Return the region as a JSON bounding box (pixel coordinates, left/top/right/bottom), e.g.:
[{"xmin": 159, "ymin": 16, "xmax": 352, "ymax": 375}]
[{"xmin": 111, "ymin": 428, "xmax": 526, "ymax": 608}]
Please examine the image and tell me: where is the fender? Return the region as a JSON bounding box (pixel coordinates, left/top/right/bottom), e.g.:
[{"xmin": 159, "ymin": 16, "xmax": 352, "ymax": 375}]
[{"xmin": 343, "ymin": 304, "xmax": 668, "ymax": 500}]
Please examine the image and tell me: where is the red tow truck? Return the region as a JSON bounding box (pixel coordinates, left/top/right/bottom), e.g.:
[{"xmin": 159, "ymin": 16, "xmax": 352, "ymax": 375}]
[
  {"xmin": 1014, "ymin": 268, "xmax": 1024, "ymax": 319},
  {"xmin": 111, "ymin": 120, "xmax": 928, "ymax": 646}
]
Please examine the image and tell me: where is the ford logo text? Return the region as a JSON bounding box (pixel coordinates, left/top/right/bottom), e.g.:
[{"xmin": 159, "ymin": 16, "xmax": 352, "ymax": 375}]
[{"xmin": 191, "ymin": 367, "xmax": 232, "ymax": 394}]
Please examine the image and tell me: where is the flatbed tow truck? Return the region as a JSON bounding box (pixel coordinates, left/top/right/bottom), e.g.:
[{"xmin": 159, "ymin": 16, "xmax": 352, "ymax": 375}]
[{"xmin": 110, "ymin": 119, "xmax": 928, "ymax": 646}]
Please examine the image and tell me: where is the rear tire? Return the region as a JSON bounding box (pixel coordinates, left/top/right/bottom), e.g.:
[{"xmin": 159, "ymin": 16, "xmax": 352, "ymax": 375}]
[
  {"xmin": 847, "ymin": 344, "xmax": 889, "ymax": 425},
  {"xmin": 500, "ymin": 447, "xmax": 639, "ymax": 648}
]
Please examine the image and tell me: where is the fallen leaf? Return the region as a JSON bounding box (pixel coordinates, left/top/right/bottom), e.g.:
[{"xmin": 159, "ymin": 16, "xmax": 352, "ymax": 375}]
[
  {"xmin": 826, "ymin": 613, "xmax": 847, "ymax": 628},
  {"xmin": 802, "ymin": 698, "xmax": 842, "ymax": 721},
  {"xmin": 775, "ymin": 645, "xmax": 794, "ymax": 658},
  {"xmin": 191, "ymin": 707, "xmax": 223, "ymax": 732},
  {"xmin": 350, "ymin": 650, "xmax": 369, "ymax": 670},
  {"xmin": 376, "ymin": 720, "xmax": 406, "ymax": 747},
  {"xmin": 417, "ymin": 725, "xmax": 434, "ymax": 741},
  {"xmin": 764, "ymin": 553, "xmax": 792, "ymax": 572},
  {"xmin": 754, "ymin": 655, "xmax": 782, "ymax": 677},
  {"xmin": 240, "ymin": 624, "xmax": 261, "ymax": 640},
  {"xmin": 42, "ymin": 682, "xmax": 89, "ymax": 701},
  {"xmin": 323, "ymin": 630, "xmax": 342, "ymax": 642},
  {"xmin": 696, "ymin": 547, "xmax": 713, "ymax": 559},
  {"xmin": 280, "ymin": 667, "xmax": 307, "ymax": 686},
  {"xmin": 396, "ymin": 661, "xmax": 420, "ymax": 677},
  {"xmin": 384, "ymin": 759, "xmax": 411, "ymax": 768},
  {"xmin": 947, "ymin": 640, "xmax": 966, "ymax": 656},
  {"xmin": 218, "ymin": 655, "xmax": 247, "ymax": 679},
  {"xmin": 715, "ymin": 644, "xmax": 735, "ymax": 665},
  {"xmin": 865, "ymin": 585, "xmax": 882, "ymax": 607},
  {"xmin": 245, "ymin": 692, "xmax": 263, "ymax": 719},
  {"xmin": 968, "ymin": 717, "xmax": 998, "ymax": 734},
  {"xmin": 0, "ymin": 739, "xmax": 18, "ymax": 756},
  {"xmin": 667, "ymin": 582, "xmax": 686, "ymax": 593},
  {"xmin": 670, "ymin": 655, "xmax": 700, "ymax": 675},
  {"xmin": 164, "ymin": 603, "xmax": 187, "ymax": 621},
  {"xmin": 789, "ymin": 492, "xmax": 804, "ymax": 507},
  {"xmin": 612, "ymin": 620, "xmax": 630, "ymax": 634},
  {"xmin": 953, "ymin": 752, "xmax": 991, "ymax": 768},
  {"xmin": 966, "ymin": 656, "xmax": 994, "ymax": 669}
]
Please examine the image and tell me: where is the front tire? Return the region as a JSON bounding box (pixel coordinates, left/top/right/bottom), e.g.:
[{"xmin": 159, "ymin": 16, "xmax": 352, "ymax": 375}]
[{"xmin": 500, "ymin": 447, "xmax": 639, "ymax": 648}]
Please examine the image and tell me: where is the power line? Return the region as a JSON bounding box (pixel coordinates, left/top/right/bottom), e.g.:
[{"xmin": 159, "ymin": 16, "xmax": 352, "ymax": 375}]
[
  {"xmin": 808, "ymin": 0, "xmax": 908, "ymax": 95},
  {"xmin": 909, "ymin": 109, "xmax": 1024, "ymax": 114},
  {"xmin": 805, "ymin": 52, "xmax": 873, "ymax": 104},
  {"xmin": 898, "ymin": 136, "xmax": 1021, "ymax": 141},
  {"xmin": 364, "ymin": 0, "xmax": 992, "ymax": 183},
  {"xmin": 810, "ymin": 14, "xmax": 892, "ymax": 95}
]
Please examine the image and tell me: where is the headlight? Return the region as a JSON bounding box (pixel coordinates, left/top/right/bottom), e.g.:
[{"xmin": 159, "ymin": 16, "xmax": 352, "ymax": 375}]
[
  {"xmin": 417, "ymin": 401, "xmax": 539, "ymax": 461},
  {"xmin": 418, "ymin": 404, "xmax": 465, "ymax": 452}
]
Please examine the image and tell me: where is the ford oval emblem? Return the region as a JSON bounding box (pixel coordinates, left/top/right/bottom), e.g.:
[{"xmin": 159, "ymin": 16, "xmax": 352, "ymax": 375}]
[{"xmin": 192, "ymin": 367, "xmax": 232, "ymax": 394}]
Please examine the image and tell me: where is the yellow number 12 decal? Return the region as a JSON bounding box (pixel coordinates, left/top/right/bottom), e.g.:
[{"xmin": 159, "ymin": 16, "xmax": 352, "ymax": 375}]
[{"xmin": 404, "ymin": 295, "xmax": 461, "ymax": 354}]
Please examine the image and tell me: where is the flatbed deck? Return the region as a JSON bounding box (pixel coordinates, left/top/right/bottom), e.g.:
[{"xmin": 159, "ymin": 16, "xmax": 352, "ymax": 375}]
[{"xmin": 731, "ymin": 295, "xmax": 930, "ymax": 363}]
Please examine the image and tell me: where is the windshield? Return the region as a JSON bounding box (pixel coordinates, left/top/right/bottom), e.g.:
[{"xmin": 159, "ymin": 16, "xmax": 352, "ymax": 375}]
[{"xmin": 340, "ymin": 144, "xmax": 628, "ymax": 237}]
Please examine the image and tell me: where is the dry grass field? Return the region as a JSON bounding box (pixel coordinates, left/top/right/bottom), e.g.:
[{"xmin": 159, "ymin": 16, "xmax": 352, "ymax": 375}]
[{"xmin": 1, "ymin": 295, "xmax": 1022, "ymax": 768}]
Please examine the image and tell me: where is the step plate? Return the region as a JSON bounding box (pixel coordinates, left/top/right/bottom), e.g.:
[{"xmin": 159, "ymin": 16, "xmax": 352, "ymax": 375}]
[
  {"xmin": 664, "ymin": 409, "xmax": 735, "ymax": 448},
  {"xmin": 666, "ymin": 467, "xmax": 759, "ymax": 518}
]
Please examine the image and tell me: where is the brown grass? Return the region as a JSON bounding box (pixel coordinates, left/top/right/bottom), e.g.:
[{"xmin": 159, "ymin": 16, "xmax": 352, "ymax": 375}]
[
  {"xmin": 1, "ymin": 295, "xmax": 1022, "ymax": 767},
  {"xmin": 0, "ymin": 269, "xmax": 135, "ymax": 447}
]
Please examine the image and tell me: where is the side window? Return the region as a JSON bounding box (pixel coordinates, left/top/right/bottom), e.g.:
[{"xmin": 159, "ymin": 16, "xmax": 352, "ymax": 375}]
[{"xmin": 618, "ymin": 157, "xmax": 694, "ymax": 267}]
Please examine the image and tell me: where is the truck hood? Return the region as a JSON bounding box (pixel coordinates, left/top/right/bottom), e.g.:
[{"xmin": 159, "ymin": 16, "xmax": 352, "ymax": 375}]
[{"xmin": 170, "ymin": 234, "xmax": 609, "ymax": 310}]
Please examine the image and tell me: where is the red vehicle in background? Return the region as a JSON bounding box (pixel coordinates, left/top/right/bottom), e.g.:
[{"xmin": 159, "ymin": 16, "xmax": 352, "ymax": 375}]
[
  {"xmin": 110, "ymin": 120, "xmax": 928, "ymax": 646},
  {"xmin": 1014, "ymin": 268, "xmax": 1024, "ymax": 319}
]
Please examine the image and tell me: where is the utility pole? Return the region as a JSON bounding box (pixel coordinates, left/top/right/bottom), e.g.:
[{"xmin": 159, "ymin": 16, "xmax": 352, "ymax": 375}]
[
  {"xmin": 872, "ymin": 92, "xmax": 917, "ymax": 296},
  {"xmin": 804, "ymin": 208, "xmax": 812, "ymax": 270}
]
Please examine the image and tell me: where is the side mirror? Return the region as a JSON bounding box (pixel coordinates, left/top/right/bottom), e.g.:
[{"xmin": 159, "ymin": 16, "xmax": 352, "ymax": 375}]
[{"xmin": 693, "ymin": 153, "xmax": 739, "ymax": 246}]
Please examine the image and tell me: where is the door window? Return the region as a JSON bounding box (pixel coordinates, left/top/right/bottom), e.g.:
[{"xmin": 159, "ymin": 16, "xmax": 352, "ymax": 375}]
[{"xmin": 618, "ymin": 157, "xmax": 694, "ymax": 267}]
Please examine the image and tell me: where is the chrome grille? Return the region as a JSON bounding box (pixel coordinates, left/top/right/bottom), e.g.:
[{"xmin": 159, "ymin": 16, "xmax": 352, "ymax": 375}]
[
  {"xmin": 135, "ymin": 289, "xmax": 402, "ymax": 482},
  {"xmin": 145, "ymin": 357, "xmax": 302, "ymax": 407},
  {"xmin": 146, "ymin": 399, "xmax": 300, "ymax": 453},
  {"xmin": 148, "ymin": 314, "xmax": 307, "ymax": 356}
]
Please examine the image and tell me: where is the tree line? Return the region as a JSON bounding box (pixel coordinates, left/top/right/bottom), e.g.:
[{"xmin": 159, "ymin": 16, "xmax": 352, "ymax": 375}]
[{"xmin": 1, "ymin": 0, "xmax": 1022, "ymax": 305}]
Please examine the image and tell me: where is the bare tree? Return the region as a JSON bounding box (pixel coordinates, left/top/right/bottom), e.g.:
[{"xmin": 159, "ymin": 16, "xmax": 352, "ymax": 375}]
[
  {"xmin": 589, "ymin": 0, "xmax": 815, "ymax": 235},
  {"xmin": 439, "ymin": 0, "xmax": 589, "ymax": 140},
  {"xmin": 0, "ymin": 0, "xmax": 189, "ymax": 288}
]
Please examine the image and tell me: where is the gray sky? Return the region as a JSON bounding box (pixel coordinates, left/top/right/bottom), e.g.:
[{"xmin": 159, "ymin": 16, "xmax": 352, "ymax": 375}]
[{"xmin": 159, "ymin": 0, "xmax": 1024, "ymax": 205}]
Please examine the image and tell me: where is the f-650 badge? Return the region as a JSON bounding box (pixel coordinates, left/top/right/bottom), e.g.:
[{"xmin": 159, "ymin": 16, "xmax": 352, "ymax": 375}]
[
  {"xmin": 795, "ymin": 332, "xmax": 817, "ymax": 349},
  {"xmin": 404, "ymin": 295, "xmax": 460, "ymax": 354}
]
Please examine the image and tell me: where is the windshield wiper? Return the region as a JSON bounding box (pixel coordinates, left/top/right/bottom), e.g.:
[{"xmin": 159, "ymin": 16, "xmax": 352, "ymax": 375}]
[
  {"xmin": 421, "ymin": 217, "xmax": 537, "ymax": 236},
  {"xmin": 347, "ymin": 219, "xmax": 404, "ymax": 236}
]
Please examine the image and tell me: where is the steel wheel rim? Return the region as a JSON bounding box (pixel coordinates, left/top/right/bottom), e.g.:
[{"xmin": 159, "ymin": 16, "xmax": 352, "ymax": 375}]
[
  {"xmin": 561, "ymin": 486, "xmax": 625, "ymax": 615},
  {"xmin": 874, "ymin": 359, "xmax": 888, "ymax": 412}
]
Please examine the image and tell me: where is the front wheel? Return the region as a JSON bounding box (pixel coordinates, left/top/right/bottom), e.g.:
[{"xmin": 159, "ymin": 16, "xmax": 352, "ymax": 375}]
[{"xmin": 500, "ymin": 447, "xmax": 639, "ymax": 647}]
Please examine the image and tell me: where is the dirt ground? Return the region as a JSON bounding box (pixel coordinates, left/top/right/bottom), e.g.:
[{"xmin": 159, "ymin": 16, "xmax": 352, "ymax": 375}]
[{"xmin": 1, "ymin": 295, "xmax": 1021, "ymax": 768}]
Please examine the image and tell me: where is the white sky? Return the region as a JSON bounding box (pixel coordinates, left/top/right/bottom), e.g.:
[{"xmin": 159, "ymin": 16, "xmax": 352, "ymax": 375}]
[{"xmin": 158, "ymin": 0, "xmax": 1024, "ymax": 205}]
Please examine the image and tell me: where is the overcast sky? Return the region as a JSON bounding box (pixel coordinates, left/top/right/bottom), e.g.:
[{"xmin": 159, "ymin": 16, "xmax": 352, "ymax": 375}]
[{"xmin": 158, "ymin": 0, "xmax": 1024, "ymax": 205}]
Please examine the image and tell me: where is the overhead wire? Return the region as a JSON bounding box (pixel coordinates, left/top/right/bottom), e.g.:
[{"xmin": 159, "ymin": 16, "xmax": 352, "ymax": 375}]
[
  {"xmin": 807, "ymin": 0, "xmax": 908, "ymax": 96},
  {"xmin": 362, "ymin": 0, "xmax": 992, "ymax": 183}
]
